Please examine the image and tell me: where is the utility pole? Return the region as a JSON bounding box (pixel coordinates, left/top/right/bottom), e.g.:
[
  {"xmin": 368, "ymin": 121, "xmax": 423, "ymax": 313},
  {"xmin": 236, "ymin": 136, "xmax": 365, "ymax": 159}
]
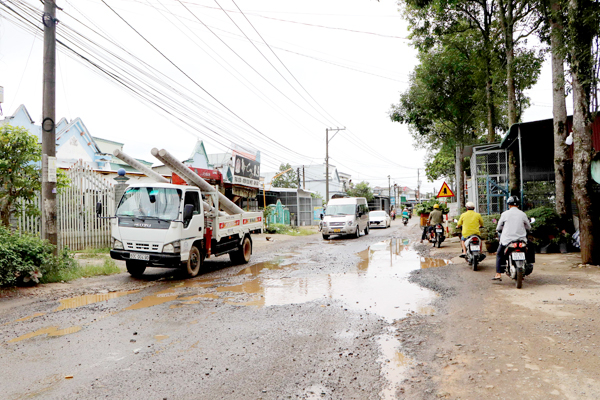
[
  {"xmin": 388, "ymin": 175, "xmax": 391, "ymax": 214},
  {"xmin": 42, "ymin": 1, "xmax": 58, "ymax": 249},
  {"xmin": 297, "ymin": 168, "xmax": 301, "ymax": 188},
  {"xmin": 325, "ymin": 127, "xmax": 345, "ymax": 201},
  {"xmin": 302, "ymin": 166, "xmax": 305, "ymax": 190},
  {"xmin": 417, "ymin": 169, "xmax": 421, "ymax": 203}
]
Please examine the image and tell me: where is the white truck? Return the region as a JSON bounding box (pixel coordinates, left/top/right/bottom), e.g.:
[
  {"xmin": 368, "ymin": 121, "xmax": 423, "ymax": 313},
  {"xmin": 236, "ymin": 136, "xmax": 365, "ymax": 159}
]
[{"xmin": 99, "ymin": 182, "xmax": 263, "ymax": 277}]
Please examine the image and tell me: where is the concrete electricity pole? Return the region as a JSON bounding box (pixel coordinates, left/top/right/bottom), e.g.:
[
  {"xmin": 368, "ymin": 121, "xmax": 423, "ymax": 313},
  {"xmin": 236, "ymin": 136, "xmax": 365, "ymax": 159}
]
[
  {"xmin": 417, "ymin": 169, "xmax": 421, "ymax": 203},
  {"xmin": 325, "ymin": 127, "xmax": 345, "ymax": 201},
  {"xmin": 42, "ymin": 1, "xmax": 58, "ymax": 248},
  {"xmin": 388, "ymin": 175, "xmax": 391, "ymax": 213}
]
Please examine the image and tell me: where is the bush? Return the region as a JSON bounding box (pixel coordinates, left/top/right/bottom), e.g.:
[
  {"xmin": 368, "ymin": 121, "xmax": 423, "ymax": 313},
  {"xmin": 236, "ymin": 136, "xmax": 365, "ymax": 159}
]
[
  {"xmin": 525, "ymin": 206, "xmax": 561, "ymax": 246},
  {"xmin": 0, "ymin": 226, "xmax": 75, "ymax": 286},
  {"xmin": 481, "ymin": 214, "xmax": 501, "ymax": 242}
]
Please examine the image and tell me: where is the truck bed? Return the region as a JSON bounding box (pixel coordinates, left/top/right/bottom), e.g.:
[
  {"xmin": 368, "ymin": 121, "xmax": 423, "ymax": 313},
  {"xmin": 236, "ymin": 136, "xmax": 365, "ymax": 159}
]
[{"xmin": 207, "ymin": 212, "xmax": 263, "ymax": 241}]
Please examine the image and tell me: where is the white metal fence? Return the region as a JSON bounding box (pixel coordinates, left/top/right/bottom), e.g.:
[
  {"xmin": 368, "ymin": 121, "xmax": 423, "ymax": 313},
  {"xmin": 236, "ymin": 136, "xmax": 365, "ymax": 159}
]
[{"xmin": 15, "ymin": 161, "xmax": 116, "ymax": 250}]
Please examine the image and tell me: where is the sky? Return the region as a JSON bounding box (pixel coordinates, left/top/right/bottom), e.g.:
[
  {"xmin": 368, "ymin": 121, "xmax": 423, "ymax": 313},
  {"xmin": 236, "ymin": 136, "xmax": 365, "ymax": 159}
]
[{"xmin": 0, "ymin": 0, "xmax": 568, "ymax": 195}]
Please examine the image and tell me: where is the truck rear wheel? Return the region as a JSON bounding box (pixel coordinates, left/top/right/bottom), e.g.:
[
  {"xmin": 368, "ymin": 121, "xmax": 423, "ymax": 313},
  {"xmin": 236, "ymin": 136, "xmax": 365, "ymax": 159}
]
[
  {"xmin": 230, "ymin": 236, "xmax": 252, "ymax": 264},
  {"xmin": 186, "ymin": 245, "xmax": 204, "ymax": 277},
  {"xmin": 126, "ymin": 261, "xmax": 146, "ymax": 278}
]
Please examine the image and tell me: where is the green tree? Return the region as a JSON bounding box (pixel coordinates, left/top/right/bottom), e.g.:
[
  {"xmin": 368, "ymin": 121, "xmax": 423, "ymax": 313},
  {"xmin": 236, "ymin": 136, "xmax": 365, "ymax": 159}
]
[
  {"xmin": 0, "ymin": 125, "xmax": 42, "ymax": 227},
  {"xmin": 272, "ymin": 163, "xmax": 298, "ymax": 188},
  {"xmin": 390, "ymin": 28, "xmax": 480, "ymax": 207},
  {"xmin": 346, "ymin": 181, "xmax": 374, "ymax": 201}
]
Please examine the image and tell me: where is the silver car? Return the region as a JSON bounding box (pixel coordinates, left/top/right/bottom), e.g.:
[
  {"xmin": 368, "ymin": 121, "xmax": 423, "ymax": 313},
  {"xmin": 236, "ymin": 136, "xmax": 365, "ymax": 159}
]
[{"xmin": 369, "ymin": 210, "xmax": 391, "ymax": 229}]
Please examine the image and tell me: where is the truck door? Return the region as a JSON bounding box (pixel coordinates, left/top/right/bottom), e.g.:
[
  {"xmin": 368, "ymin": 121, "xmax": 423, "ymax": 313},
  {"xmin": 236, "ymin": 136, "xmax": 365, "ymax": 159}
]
[{"xmin": 180, "ymin": 190, "xmax": 204, "ymax": 261}]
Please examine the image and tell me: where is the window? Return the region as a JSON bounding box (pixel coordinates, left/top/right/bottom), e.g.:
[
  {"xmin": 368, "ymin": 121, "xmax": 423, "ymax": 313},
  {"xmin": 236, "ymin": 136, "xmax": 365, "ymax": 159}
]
[{"xmin": 184, "ymin": 191, "xmax": 201, "ymax": 215}]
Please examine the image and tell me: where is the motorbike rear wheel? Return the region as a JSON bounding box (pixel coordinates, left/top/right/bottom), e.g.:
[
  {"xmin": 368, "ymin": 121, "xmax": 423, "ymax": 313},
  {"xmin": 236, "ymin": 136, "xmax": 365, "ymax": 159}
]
[
  {"xmin": 472, "ymin": 257, "xmax": 478, "ymax": 271},
  {"xmin": 516, "ymin": 268, "xmax": 523, "ymax": 289}
]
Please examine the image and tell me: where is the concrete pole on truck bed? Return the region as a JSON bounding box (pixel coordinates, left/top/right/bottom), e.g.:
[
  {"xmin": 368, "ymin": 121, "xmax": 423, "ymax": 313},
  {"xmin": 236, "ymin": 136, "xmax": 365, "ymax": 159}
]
[
  {"xmin": 151, "ymin": 148, "xmax": 245, "ymax": 215},
  {"xmin": 114, "ymin": 149, "xmax": 223, "ymax": 215}
]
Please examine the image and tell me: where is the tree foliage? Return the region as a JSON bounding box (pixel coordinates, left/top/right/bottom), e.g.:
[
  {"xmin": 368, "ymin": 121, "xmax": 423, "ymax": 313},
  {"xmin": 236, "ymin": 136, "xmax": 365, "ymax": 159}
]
[
  {"xmin": 0, "ymin": 125, "xmax": 42, "ymax": 227},
  {"xmin": 346, "ymin": 181, "xmax": 374, "ymax": 201},
  {"xmin": 272, "ymin": 163, "xmax": 298, "ymax": 188}
]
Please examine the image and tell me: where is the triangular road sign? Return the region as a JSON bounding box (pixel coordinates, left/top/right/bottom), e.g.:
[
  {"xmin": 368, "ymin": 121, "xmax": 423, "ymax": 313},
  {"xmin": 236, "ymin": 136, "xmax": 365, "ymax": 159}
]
[{"xmin": 437, "ymin": 181, "xmax": 455, "ymax": 198}]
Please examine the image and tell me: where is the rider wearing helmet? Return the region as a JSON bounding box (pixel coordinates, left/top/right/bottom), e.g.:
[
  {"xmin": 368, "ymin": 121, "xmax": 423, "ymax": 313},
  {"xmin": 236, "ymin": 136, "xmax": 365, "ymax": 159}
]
[
  {"xmin": 402, "ymin": 208, "xmax": 409, "ymax": 219},
  {"xmin": 456, "ymin": 201, "xmax": 484, "ymax": 256},
  {"xmin": 492, "ymin": 196, "xmax": 531, "ymax": 281},
  {"xmin": 421, "ymin": 204, "xmax": 444, "ymax": 243}
]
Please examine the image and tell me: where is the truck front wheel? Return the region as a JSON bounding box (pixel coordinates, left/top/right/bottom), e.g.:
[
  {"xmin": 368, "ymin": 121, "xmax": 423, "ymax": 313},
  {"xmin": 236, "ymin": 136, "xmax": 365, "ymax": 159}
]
[
  {"xmin": 230, "ymin": 236, "xmax": 252, "ymax": 264},
  {"xmin": 186, "ymin": 245, "xmax": 204, "ymax": 277},
  {"xmin": 126, "ymin": 260, "xmax": 146, "ymax": 278}
]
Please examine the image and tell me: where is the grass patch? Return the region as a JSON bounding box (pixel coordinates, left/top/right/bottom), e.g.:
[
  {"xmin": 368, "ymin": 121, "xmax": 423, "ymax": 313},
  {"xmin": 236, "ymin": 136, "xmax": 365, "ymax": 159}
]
[
  {"xmin": 75, "ymin": 247, "xmax": 111, "ymax": 259},
  {"xmin": 265, "ymin": 224, "xmax": 317, "ymax": 236},
  {"xmin": 42, "ymin": 258, "xmax": 121, "ymax": 283}
]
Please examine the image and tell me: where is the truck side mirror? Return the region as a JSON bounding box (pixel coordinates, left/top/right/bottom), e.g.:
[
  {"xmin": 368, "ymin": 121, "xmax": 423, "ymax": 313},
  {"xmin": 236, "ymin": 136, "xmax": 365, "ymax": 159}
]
[
  {"xmin": 183, "ymin": 204, "xmax": 194, "ymax": 221},
  {"xmin": 96, "ymin": 202, "xmax": 103, "ymax": 217}
]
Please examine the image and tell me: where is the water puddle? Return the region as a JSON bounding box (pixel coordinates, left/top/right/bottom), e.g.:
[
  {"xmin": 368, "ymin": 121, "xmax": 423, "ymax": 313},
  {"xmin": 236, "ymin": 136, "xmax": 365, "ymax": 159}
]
[
  {"xmin": 55, "ymin": 290, "xmax": 139, "ymax": 311},
  {"xmin": 215, "ymin": 238, "xmax": 445, "ymax": 322},
  {"xmin": 378, "ymin": 330, "xmax": 413, "ymax": 399},
  {"xmin": 9, "ymin": 325, "xmax": 82, "ymax": 343},
  {"xmin": 14, "ymin": 312, "xmax": 46, "ymax": 322}
]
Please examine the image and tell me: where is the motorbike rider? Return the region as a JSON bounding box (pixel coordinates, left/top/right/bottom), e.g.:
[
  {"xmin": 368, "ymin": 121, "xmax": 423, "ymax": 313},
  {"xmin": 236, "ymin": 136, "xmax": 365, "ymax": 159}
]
[
  {"xmin": 421, "ymin": 204, "xmax": 444, "ymax": 243},
  {"xmin": 493, "ymin": 196, "xmax": 531, "ymax": 281},
  {"xmin": 402, "ymin": 208, "xmax": 409, "ymax": 220},
  {"xmin": 456, "ymin": 201, "xmax": 484, "ymax": 257}
]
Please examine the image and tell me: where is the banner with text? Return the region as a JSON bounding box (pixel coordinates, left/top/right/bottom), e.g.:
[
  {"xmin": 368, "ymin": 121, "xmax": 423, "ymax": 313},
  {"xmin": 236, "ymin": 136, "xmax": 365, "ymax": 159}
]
[{"xmin": 233, "ymin": 154, "xmax": 260, "ymax": 188}]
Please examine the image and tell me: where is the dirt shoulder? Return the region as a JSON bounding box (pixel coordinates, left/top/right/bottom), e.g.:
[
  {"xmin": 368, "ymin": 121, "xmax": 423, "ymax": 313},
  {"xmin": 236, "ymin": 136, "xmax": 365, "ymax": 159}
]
[{"xmin": 396, "ymin": 233, "xmax": 600, "ymax": 399}]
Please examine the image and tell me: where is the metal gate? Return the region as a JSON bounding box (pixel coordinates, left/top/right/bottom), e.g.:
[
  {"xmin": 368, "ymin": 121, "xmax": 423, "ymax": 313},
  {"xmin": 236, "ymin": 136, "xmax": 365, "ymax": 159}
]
[
  {"xmin": 471, "ymin": 145, "xmax": 508, "ymax": 215},
  {"xmin": 16, "ymin": 161, "xmax": 115, "ymax": 250}
]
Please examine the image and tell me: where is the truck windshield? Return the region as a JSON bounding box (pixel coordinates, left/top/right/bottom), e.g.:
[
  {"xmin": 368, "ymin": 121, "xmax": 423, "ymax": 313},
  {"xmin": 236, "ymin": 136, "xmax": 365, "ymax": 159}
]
[
  {"xmin": 325, "ymin": 204, "xmax": 356, "ymax": 216},
  {"xmin": 116, "ymin": 187, "xmax": 182, "ymax": 220}
]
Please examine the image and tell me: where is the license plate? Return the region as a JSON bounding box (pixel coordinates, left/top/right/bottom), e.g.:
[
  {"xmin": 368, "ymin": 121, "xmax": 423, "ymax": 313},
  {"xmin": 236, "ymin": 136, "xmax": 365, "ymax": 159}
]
[
  {"xmin": 470, "ymin": 245, "xmax": 480, "ymax": 251},
  {"xmin": 511, "ymin": 252, "xmax": 526, "ymax": 260},
  {"xmin": 436, "ymin": 229, "xmax": 443, "ymax": 232},
  {"xmin": 130, "ymin": 253, "xmax": 150, "ymax": 261},
  {"xmin": 333, "ymin": 229, "xmax": 341, "ymax": 233}
]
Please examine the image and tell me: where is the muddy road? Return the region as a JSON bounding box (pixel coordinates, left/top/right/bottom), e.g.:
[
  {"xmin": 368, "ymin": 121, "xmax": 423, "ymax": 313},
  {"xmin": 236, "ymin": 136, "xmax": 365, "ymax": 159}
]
[
  {"xmin": 1, "ymin": 220, "xmax": 440, "ymax": 399},
  {"xmin": 2, "ymin": 217, "xmax": 600, "ymax": 400}
]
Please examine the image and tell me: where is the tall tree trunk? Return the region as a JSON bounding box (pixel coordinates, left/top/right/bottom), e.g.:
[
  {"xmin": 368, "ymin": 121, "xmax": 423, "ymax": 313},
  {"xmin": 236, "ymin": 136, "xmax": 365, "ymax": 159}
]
[
  {"xmin": 549, "ymin": 0, "xmax": 571, "ymax": 227},
  {"xmin": 499, "ymin": 0, "xmax": 520, "ymax": 195},
  {"xmin": 455, "ymin": 144, "xmax": 465, "ymax": 209},
  {"xmin": 485, "ymin": 64, "xmax": 496, "ymax": 143},
  {"xmin": 568, "ymin": 0, "xmax": 597, "ymax": 264}
]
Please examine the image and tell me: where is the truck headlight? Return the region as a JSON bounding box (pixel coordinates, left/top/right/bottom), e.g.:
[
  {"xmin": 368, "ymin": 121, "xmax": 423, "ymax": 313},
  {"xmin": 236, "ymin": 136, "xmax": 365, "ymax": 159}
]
[
  {"xmin": 163, "ymin": 241, "xmax": 181, "ymax": 254},
  {"xmin": 112, "ymin": 238, "xmax": 123, "ymax": 250},
  {"xmin": 347, "ymin": 221, "xmax": 352, "ymax": 226},
  {"xmin": 323, "ymin": 222, "xmax": 328, "ymax": 227}
]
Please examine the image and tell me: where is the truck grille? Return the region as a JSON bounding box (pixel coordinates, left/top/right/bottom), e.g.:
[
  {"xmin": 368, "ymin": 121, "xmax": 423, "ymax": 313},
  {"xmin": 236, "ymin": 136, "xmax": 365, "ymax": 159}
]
[
  {"xmin": 330, "ymin": 222, "xmax": 345, "ymax": 227},
  {"xmin": 126, "ymin": 242, "xmax": 160, "ymax": 252}
]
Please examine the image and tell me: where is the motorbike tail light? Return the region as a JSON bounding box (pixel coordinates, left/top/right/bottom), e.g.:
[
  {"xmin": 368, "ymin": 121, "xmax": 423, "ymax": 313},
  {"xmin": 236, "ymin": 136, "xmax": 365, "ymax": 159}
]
[
  {"xmin": 510, "ymin": 243, "xmax": 518, "ymax": 248},
  {"xmin": 519, "ymin": 242, "xmax": 525, "ymax": 248},
  {"xmin": 472, "ymin": 237, "xmax": 479, "ymax": 244}
]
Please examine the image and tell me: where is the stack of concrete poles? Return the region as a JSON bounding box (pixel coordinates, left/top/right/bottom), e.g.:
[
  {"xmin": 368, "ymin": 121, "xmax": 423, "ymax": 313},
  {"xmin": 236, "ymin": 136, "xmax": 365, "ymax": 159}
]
[
  {"xmin": 112, "ymin": 149, "xmax": 224, "ymax": 216},
  {"xmin": 150, "ymin": 148, "xmax": 245, "ymax": 216}
]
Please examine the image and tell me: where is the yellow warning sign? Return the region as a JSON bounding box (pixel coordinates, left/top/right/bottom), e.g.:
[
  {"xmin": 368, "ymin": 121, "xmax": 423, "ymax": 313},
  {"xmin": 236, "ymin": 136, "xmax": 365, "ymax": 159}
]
[{"xmin": 437, "ymin": 181, "xmax": 455, "ymax": 198}]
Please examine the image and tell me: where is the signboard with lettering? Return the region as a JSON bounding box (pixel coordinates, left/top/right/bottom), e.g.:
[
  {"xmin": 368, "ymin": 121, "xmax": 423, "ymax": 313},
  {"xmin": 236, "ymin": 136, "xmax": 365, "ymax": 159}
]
[
  {"xmin": 172, "ymin": 167, "xmax": 222, "ymax": 185},
  {"xmin": 232, "ymin": 154, "xmax": 260, "ymax": 188}
]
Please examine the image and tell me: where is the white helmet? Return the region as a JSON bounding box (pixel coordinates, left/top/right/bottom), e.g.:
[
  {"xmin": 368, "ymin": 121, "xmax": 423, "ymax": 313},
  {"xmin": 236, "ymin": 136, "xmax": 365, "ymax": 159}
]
[{"xmin": 466, "ymin": 202, "xmax": 475, "ymax": 209}]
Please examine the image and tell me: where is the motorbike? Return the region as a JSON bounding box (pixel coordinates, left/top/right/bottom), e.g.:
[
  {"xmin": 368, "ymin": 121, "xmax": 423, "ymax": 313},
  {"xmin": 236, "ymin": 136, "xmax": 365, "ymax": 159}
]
[
  {"xmin": 498, "ymin": 218, "xmax": 536, "ymax": 289},
  {"xmin": 428, "ymin": 224, "xmax": 445, "ymax": 248},
  {"xmin": 464, "ymin": 234, "xmax": 486, "ymax": 271},
  {"xmin": 402, "ymin": 216, "xmax": 408, "ymax": 226},
  {"xmin": 501, "ymin": 239, "xmax": 534, "ymax": 288}
]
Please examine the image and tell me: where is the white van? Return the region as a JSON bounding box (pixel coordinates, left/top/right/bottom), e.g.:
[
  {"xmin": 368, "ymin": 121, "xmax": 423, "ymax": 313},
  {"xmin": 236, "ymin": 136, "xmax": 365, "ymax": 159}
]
[{"xmin": 321, "ymin": 197, "xmax": 369, "ymax": 239}]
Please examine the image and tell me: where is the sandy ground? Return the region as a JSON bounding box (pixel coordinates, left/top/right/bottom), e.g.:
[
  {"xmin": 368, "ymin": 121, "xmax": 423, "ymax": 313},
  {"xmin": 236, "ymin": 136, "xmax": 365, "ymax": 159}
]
[{"xmin": 396, "ymin": 230, "xmax": 600, "ymax": 400}]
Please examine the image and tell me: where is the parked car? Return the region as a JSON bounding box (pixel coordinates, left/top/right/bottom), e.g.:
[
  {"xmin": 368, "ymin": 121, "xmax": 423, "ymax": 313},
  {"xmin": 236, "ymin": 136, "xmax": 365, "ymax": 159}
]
[
  {"xmin": 369, "ymin": 210, "xmax": 391, "ymax": 229},
  {"xmin": 322, "ymin": 197, "xmax": 370, "ymax": 239}
]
